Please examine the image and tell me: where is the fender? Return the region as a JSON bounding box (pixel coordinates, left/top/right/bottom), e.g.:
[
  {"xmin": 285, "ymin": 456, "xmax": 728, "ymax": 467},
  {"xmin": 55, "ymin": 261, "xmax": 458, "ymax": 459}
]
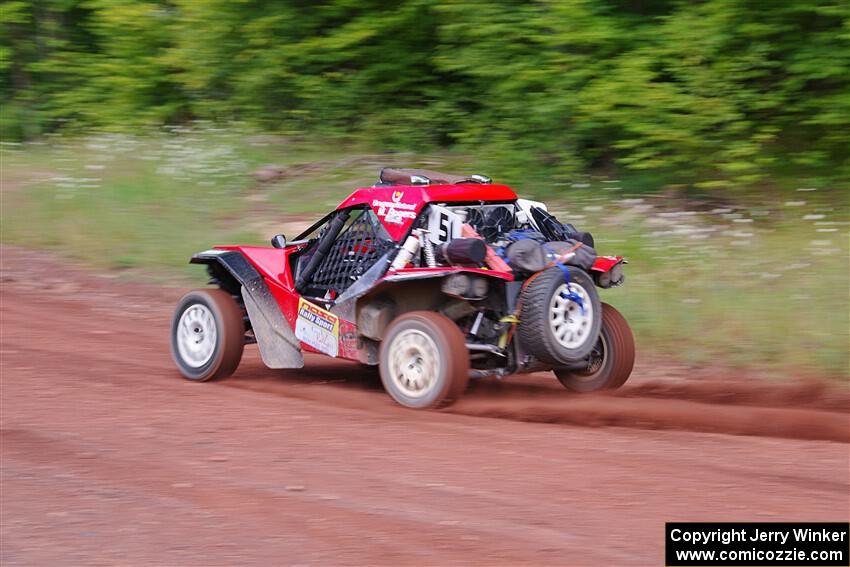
[
  {"xmin": 191, "ymin": 250, "xmax": 304, "ymax": 369},
  {"xmin": 589, "ymin": 255, "xmax": 626, "ymax": 288},
  {"xmin": 590, "ymin": 255, "xmax": 625, "ymax": 273}
]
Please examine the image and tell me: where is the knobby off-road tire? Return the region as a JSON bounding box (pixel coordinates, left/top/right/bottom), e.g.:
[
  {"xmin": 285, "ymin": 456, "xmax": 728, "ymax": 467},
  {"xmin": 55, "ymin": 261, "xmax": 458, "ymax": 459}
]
[
  {"xmin": 171, "ymin": 289, "xmax": 245, "ymax": 381},
  {"xmin": 517, "ymin": 266, "xmax": 602, "ymax": 365},
  {"xmin": 555, "ymin": 303, "xmax": 635, "ymax": 392},
  {"xmin": 379, "ymin": 311, "xmax": 470, "ymax": 409}
]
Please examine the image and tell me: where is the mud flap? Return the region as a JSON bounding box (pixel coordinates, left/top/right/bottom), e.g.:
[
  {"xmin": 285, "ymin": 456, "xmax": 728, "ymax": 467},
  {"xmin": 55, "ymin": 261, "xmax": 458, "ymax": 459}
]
[{"xmin": 241, "ymin": 284, "xmax": 304, "ymax": 369}]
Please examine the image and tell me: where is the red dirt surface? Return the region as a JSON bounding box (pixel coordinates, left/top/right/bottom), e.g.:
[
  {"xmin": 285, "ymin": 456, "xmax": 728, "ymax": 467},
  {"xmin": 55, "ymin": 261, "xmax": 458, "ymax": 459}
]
[{"xmin": 2, "ymin": 246, "xmax": 848, "ymax": 566}]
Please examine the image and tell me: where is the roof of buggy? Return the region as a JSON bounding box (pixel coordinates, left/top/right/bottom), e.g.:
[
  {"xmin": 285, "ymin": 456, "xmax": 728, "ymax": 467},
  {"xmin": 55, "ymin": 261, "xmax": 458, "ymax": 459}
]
[{"xmin": 337, "ymin": 168, "xmax": 517, "ymax": 210}]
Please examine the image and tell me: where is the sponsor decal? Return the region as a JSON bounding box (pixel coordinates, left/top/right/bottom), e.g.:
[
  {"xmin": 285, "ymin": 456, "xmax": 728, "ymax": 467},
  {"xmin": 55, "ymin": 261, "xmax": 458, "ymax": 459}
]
[
  {"xmin": 372, "ymin": 193, "xmax": 417, "ymax": 225},
  {"xmin": 340, "ymin": 331, "xmax": 360, "ymax": 357},
  {"xmin": 295, "ymin": 297, "xmax": 340, "ymax": 357}
]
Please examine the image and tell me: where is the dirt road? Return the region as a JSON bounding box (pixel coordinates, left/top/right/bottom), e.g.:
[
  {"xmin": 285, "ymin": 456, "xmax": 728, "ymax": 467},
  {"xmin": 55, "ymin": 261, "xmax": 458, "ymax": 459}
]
[{"xmin": 1, "ymin": 247, "xmax": 848, "ymax": 566}]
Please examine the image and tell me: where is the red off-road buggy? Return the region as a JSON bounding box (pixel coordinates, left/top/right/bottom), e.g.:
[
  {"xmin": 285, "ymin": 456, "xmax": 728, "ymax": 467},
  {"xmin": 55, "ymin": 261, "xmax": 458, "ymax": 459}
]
[{"xmin": 171, "ymin": 169, "xmax": 634, "ymax": 408}]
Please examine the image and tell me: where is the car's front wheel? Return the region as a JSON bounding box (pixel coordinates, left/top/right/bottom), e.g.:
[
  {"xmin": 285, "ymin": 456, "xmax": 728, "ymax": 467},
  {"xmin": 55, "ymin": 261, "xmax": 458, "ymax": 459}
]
[
  {"xmin": 170, "ymin": 289, "xmax": 245, "ymax": 381},
  {"xmin": 379, "ymin": 311, "xmax": 469, "ymax": 409},
  {"xmin": 554, "ymin": 303, "xmax": 635, "ymax": 392}
]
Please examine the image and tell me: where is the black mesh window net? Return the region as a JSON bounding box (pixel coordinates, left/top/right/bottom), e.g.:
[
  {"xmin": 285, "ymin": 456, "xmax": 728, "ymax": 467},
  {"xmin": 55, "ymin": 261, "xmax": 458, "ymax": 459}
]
[{"xmin": 307, "ymin": 208, "xmax": 395, "ymax": 295}]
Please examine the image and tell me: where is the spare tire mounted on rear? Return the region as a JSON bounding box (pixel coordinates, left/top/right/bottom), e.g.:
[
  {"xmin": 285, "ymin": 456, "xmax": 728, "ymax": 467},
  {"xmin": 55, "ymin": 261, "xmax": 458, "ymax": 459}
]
[{"xmin": 517, "ymin": 265, "xmax": 602, "ymax": 365}]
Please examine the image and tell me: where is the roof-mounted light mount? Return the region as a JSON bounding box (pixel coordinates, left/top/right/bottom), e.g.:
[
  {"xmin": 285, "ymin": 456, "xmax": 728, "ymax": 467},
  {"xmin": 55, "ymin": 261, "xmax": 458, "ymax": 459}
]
[{"xmin": 379, "ymin": 168, "xmax": 492, "ymax": 186}]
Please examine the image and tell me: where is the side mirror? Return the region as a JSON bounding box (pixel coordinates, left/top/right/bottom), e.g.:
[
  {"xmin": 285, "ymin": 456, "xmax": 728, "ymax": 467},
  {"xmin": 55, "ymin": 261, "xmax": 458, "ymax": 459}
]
[{"xmin": 271, "ymin": 234, "xmax": 287, "ymax": 249}]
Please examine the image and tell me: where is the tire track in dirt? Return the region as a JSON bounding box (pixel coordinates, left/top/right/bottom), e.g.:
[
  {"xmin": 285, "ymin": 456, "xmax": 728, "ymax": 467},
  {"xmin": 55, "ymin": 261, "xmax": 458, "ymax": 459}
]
[
  {"xmin": 212, "ymin": 365, "xmax": 849, "ymax": 443},
  {"xmin": 464, "ymin": 374, "xmax": 850, "ymax": 412},
  {"xmin": 447, "ymin": 393, "xmax": 849, "ymax": 443}
]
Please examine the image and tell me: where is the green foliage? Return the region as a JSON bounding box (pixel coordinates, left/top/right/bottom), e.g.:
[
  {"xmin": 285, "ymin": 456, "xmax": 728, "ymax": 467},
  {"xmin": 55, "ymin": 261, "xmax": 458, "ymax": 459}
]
[{"xmin": 2, "ymin": 0, "xmax": 849, "ymax": 186}]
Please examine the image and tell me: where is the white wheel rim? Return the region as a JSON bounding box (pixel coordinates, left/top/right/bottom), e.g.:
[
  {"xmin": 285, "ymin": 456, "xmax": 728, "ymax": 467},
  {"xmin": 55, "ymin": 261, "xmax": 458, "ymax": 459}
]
[
  {"xmin": 176, "ymin": 303, "xmax": 217, "ymax": 368},
  {"xmin": 387, "ymin": 329, "xmax": 441, "ymax": 398},
  {"xmin": 549, "ymin": 282, "xmax": 594, "ymax": 349}
]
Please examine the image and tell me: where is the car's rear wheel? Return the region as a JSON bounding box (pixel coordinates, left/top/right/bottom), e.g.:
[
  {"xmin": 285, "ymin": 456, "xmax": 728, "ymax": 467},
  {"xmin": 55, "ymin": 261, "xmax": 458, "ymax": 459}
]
[
  {"xmin": 554, "ymin": 303, "xmax": 635, "ymax": 392},
  {"xmin": 379, "ymin": 311, "xmax": 469, "ymax": 409},
  {"xmin": 171, "ymin": 289, "xmax": 245, "ymax": 381},
  {"xmin": 518, "ymin": 266, "xmax": 602, "ymax": 365}
]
